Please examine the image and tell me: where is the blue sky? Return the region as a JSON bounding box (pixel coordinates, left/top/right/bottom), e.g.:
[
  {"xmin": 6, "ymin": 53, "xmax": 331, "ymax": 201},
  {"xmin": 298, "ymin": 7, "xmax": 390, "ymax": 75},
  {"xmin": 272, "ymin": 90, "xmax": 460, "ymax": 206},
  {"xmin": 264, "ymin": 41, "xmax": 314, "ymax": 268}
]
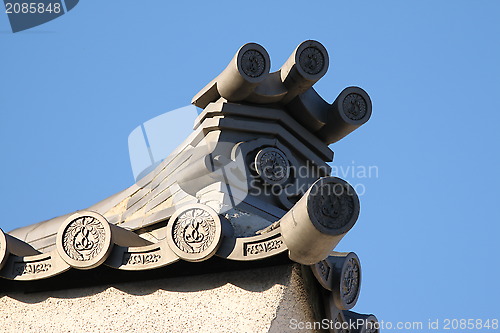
[{"xmin": 1, "ymin": 0, "xmax": 499, "ymax": 329}]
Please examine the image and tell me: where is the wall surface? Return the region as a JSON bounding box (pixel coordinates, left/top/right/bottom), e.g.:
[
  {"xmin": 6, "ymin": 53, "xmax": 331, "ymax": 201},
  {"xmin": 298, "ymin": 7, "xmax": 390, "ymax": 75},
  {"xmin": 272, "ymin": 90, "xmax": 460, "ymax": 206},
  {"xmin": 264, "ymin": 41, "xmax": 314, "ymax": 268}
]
[{"xmin": 0, "ymin": 264, "xmax": 320, "ymax": 333}]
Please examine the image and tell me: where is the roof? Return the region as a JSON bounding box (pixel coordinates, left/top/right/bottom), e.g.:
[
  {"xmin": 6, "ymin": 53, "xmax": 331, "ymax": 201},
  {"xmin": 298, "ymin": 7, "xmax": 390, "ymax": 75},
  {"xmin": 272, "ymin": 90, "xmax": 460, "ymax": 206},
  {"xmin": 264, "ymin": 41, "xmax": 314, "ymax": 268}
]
[{"xmin": 1, "ymin": 41, "xmax": 372, "ymax": 302}]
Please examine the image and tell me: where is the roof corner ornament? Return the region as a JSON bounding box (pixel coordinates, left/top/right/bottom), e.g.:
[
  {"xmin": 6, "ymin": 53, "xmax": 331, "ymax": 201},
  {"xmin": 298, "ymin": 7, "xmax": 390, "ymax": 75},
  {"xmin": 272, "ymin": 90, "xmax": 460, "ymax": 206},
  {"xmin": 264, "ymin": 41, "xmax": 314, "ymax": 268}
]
[
  {"xmin": 1, "ymin": 40, "xmax": 379, "ymax": 330},
  {"xmin": 166, "ymin": 204, "xmax": 224, "ymax": 262}
]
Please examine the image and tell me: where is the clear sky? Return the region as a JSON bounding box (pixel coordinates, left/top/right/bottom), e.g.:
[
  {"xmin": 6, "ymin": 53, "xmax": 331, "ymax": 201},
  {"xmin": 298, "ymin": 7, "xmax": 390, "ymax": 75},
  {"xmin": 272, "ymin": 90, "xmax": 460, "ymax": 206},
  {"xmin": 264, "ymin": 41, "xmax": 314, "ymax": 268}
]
[{"xmin": 1, "ymin": 0, "xmax": 499, "ymax": 330}]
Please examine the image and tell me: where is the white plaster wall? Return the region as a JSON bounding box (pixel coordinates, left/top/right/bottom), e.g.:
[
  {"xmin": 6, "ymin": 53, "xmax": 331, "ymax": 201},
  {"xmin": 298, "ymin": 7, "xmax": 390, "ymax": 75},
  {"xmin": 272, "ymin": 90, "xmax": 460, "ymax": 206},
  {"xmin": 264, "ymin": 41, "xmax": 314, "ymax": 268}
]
[{"xmin": 0, "ymin": 264, "xmax": 319, "ymax": 333}]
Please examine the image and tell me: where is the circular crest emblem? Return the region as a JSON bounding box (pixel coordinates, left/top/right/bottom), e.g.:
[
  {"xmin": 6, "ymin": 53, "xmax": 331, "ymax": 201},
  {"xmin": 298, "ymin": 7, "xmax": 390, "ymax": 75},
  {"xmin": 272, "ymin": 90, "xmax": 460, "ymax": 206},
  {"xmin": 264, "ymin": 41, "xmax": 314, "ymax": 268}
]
[
  {"xmin": 56, "ymin": 211, "xmax": 113, "ymax": 270},
  {"xmin": 166, "ymin": 204, "xmax": 223, "ymax": 262},
  {"xmin": 299, "ymin": 46, "xmax": 325, "ymax": 75},
  {"xmin": 342, "ymin": 256, "xmax": 361, "ymax": 306},
  {"xmin": 332, "ymin": 252, "xmax": 362, "ymax": 310},
  {"xmin": 241, "ymin": 49, "xmax": 266, "ymax": 78},
  {"xmin": 342, "ymin": 93, "xmax": 368, "ymax": 121},
  {"xmin": 255, "ymin": 147, "xmax": 290, "ymax": 185},
  {"xmin": 308, "ymin": 177, "xmax": 360, "ymax": 236}
]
